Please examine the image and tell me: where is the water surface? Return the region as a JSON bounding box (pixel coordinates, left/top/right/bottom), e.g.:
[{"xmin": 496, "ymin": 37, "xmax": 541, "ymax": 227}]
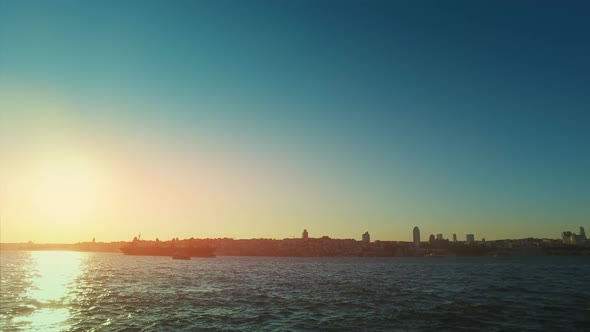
[{"xmin": 1, "ymin": 252, "xmax": 589, "ymax": 331}]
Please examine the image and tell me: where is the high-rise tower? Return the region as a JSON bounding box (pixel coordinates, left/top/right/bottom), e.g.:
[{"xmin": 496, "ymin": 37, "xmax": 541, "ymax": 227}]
[
  {"xmin": 413, "ymin": 226, "xmax": 420, "ymax": 247},
  {"xmin": 362, "ymin": 231, "xmax": 370, "ymax": 243}
]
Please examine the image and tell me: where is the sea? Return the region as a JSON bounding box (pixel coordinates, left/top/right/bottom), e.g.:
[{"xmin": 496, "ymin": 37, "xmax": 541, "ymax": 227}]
[{"xmin": 1, "ymin": 251, "xmax": 589, "ymax": 331}]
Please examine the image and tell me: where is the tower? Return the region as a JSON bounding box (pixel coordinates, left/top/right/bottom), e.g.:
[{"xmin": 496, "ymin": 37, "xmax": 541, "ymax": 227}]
[
  {"xmin": 413, "ymin": 226, "xmax": 420, "ymax": 247},
  {"xmin": 453, "ymin": 234, "xmax": 457, "ymax": 242},
  {"xmin": 302, "ymin": 229, "xmax": 308, "ymax": 240},
  {"xmin": 362, "ymin": 231, "xmax": 370, "ymax": 243}
]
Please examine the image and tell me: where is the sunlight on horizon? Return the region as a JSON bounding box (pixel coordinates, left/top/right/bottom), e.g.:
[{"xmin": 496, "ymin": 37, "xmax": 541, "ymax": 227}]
[{"xmin": 32, "ymin": 156, "xmax": 106, "ymax": 226}]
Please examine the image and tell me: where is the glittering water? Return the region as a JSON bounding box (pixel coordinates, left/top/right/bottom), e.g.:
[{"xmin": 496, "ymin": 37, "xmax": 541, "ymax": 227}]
[{"xmin": 1, "ymin": 252, "xmax": 589, "ymax": 331}]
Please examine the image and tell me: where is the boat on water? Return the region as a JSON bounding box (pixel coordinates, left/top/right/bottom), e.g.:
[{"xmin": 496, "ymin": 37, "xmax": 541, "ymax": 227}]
[
  {"xmin": 172, "ymin": 252, "xmax": 191, "ymax": 260},
  {"xmin": 120, "ymin": 233, "xmax": 215, "ymax": 259},
  {"xmin": 121, "ymin": 245, "xmax": 216, "ymax": 257},
  {"xmin": 120, "ymin": 235, "xmax": 216, "ymax": 258},
  {"xmin": 424, "ymin": 251, "xmax": 455, "ymax": 258}
]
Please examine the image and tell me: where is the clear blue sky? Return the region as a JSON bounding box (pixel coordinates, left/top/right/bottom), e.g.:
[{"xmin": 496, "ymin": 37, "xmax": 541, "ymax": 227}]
[{"xmin": 0, "ymin": 0, "xmax": 588, "ymax": 242}]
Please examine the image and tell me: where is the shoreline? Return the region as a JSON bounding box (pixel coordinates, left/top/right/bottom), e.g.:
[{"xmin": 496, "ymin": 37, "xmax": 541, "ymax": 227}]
[{"xmin": 2, "ymin": 247, "xmax": 589, "ymax": 257}]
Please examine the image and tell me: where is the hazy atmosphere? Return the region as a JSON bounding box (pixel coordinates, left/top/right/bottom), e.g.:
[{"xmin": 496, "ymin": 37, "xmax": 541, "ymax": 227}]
[{"xmin": 1, "ymin": 0, "xmax": 589, "ymax": 243}]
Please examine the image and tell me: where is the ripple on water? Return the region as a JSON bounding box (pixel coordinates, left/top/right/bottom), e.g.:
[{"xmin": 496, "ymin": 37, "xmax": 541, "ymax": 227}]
[{"xmin": 2, "ymin": 253, "xmax": 590, "ymax": 331}]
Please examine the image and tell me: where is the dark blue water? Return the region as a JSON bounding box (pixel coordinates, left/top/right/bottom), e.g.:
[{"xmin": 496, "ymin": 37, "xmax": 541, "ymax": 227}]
[{"xmin": 1, "ymin": 251, "xmax": 589, "ymax": 331}]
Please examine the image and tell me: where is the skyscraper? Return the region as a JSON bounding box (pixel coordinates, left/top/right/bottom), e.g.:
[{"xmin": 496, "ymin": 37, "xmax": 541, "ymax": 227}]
[
  {"xmin": 580, "ymin": 226, "xmax": 587, "ymax": 241},
  {"xmin": 453, "ymin": 234, "xmax": 457, "ymax": 242},
  {"xmin": 413, "ymin": 226, "xmax": 420, "ymax": 247},
  {"xmin": 436, "ymin": 234, "xmax": 443, "ymax": 240},
  {"xmin": 466, "ymin": 234, "xmax": 475, "ymax": 243},
  {"xmin": 362, "ymin": 231, "xmax": 370, "ymax": 243},
  {"xmin": 302, "ymin": 229, "xmax": 308, "ymax": 240}
]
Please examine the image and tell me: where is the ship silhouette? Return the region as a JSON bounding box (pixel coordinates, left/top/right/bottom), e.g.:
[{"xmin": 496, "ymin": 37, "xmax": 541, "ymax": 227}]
[{"xmin": 120, "ymin": 235, "xmax": 216, "ymax": 258}]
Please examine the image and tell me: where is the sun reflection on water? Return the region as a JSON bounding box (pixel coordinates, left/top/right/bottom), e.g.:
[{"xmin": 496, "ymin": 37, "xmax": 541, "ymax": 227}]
[{"xmin": 12, "ymin": 251, "xmax": 85, "ymax": 331}]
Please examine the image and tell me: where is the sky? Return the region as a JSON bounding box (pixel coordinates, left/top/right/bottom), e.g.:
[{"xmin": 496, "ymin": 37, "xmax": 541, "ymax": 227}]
[{"xmin": 1, "ymin": 0, "xmax": 589, "ymax": 243}]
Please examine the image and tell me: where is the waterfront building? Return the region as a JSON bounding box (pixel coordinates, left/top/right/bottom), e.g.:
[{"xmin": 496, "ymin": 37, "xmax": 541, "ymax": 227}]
[
  {"xmin": 453, "ymin": 234, "xmax": 457, "ymax": 242},
  {"xmin": 561, "ymin": 228, "xmax": 587, "ymax": 245},
  {"xmin": 362, "ymin": 231, "xmax": 370, "ymax": 244},
  {"xmin": 302, "ymin": 229, "xmax": 309, "ymax": 240},
  {"xmin": 413, "ymin": 226, "xmax": 420, "ymax": 247},
  {"xmin": 466, "ymin": 234, "xmax": 475, "ymax": 243},
  {"xmin": 562, "ymin": 231, "xmax": 576, "ymax": 245}
]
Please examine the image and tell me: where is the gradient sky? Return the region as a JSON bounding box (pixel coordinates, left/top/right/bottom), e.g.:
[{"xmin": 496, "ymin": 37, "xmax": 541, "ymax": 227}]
[{"xmin": 1, "ymin": 0, "xmax": 589, "ymax": 243}]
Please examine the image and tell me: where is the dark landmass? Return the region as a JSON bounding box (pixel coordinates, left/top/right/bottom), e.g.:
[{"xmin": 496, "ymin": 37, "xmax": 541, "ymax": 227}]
[
  {"xmin": 0, "ymin": 241, "xmax": 126, "ymax": 253},
  {"xmin": 1, "ymin": 237, "xmax": 589, "ymax": 256}
]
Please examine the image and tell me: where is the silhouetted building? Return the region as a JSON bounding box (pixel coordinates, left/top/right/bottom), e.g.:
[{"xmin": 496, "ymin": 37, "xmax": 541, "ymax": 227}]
[
  {"xmin": 413, "ymin": 226, "xmax": 420, "ymax": 247},
  {"xmin": 302, "ymin": 229, "xmax": 308, "ymax": 240},
  {"xmin": 453, "ymin": 234, "xmax": 457, "ymax": 242},
  {"xmin": 436, "ymin": 234, "xmax": 443, "ymax": 240},
  {"xmin": 562, "ymin": 231, "xmax": 575, "ymax": 245},
  {"xmin": 562, "ymin": 229, "xmax": 586, "ymax": 245},
  {"xmin": 466, "ymin": 234, "xmax": 475, "ymax": 243},
  {"xmin": 429, "ymin": 234, "xmax": 435, "ymax": 244},
  {"xmin": 362, "ymin": 231, "xmax": 370, "ymax": 243}
]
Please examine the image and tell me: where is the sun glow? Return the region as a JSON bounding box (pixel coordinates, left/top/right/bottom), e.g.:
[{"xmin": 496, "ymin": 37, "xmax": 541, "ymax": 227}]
[{"xmin": 33, "ymin": 156, "xmax": 105, "ymax": 224}]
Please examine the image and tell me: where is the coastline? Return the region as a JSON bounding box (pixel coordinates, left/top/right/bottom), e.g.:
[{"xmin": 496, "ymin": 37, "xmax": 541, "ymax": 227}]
[{"xmin": 2, "ymin": 240, "xmax": 589, "ymax": 257}]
